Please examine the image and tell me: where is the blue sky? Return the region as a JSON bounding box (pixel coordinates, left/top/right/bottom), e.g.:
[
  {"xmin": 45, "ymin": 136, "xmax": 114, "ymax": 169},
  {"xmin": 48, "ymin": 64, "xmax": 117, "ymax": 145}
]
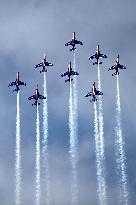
[{"xmin": 0, "ymin": 0, "xmax": 136, "ymax": 204}]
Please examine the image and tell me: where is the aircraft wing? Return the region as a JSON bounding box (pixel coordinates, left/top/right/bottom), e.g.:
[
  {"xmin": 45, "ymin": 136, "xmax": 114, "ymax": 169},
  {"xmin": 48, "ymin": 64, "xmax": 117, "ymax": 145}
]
[
  {"xmin": 85, "ymin": 92, "xmax": 93, "ymax": 97},
  {"xmin": 100, "ymin": 54, "xmax": 107, "ymax": 58},
  {"xmin": 89, "ymin": 55, "xmax": 96, "ymax": 60},
  {"xmin": 19, "ymin": 81, "xmax": 26, "ymax": 86},
  {"xmin": 28, "ymin": 95, "xmax": 35, "ymax": 100},
  {"xmin": 71, "ymin": 71, "xmax": 79, "ymax": 76},
  {"xmin": 61, "ymin": 72, "xmax": 68, "ymax": 77},
  {"xmin": 35, "ymin": 63, "xmax": 43, "ymax": 68},
  {"xmin": 75, "ymin": 40, "xmax": 83, "ymax": 45},
  {"xmin": 108, "ymin": 65, "xmax": 116, "ymax": 71},
  {"xmin": 8, "ymin": 81, "xmax": 16, "ymax": 87},
  {"xmin": 46, "ymin": 62, "xmax": 53, "ymax": 66},
  {"xmin": 119, "ymin": 65, "xmax": 126, "ymax": 69},
  {"xmin": 95, "ymin": 91, "xmax": 103, "ymax": 95},
  {"xmin": 65, "ymin": 41, "xmax": 72, "ymax": 46},
  {"xmin": 38, "ymin": 95, "xmax": 46, "ymax": 100}
]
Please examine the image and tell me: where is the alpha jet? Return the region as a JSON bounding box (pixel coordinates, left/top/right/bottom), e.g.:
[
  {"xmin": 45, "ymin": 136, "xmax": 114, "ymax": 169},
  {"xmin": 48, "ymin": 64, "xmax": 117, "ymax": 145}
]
[
  {"xmin": 28, "ymin": 85, "xmax": 46, "ymax": 106},
  {"xmin": 108, "ymin": 55, "xmax": 126, "ymax": 76},
  {"xmin": 8, "ymin": 72, "xmax": 26, "ymax": 92},
  {"xmin": 35, "ymin": 54, "xmax": 53, "ymax": 73},
  {"xmin": 89, "ymin": 45, "xmax": 107, "ymax": 65},
  {"xmin": 65, "ymin": 32, "xmax": 83, "ymax": 51},
  {"xmin": 85, "ymin": 82, "xmax": 103, "ymax": 102},
  {"xmin": 61, "ymin": 62, "xmax": 79, "ymax": 82}
]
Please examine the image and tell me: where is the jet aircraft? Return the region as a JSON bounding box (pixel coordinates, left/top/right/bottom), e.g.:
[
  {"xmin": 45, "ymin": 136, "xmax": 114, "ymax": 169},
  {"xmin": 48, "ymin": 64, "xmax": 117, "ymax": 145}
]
[
  {"xmin": 8, "ymin": 72, "xmax": 26, "ymax": 92},
  {"xmin": 85, "ymin": 82, "xmax": 103, "ymax": 102},
  {"xmin": 89, "ymin": 45, "xmax": 107, "ymax": 65},
  {"xmin": 35, "ymin": 54, "xmax": 53, "ymax": 73},
  {"xmin": 28, "ymin": 85, "xmax": 46, "ymax": 106},
  {"xmin": 61, "ymin": 62, "xmax": 79, "ymax": 82},
  {"xmin": 108, "ymin": 55, "xmax": 126, "ymax": 76},
  {"xmin": 65, "ymin": 32, "xmax": 83, "ymax": 51}
]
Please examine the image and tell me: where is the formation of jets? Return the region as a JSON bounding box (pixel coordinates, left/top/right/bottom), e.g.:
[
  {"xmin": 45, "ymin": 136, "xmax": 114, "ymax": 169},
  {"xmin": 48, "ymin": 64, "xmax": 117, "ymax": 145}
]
[
  {"xmin": 61, "ymin": 62, "xmax": 79, "ymax": 82},
  {"xmin": 35, "ymin": 54, "xmax": 53, "ymax": 73},
  {"xmin": 8, "ymin": 72, "xmax": 26, "ymax": 93},
  {"xmin": 85, "ymin": 82, "xmax": 103, "ymax": 102},
  {"xmin": 108, "ymin": 55, "xmax": 126, "ymax": 76},
  {"xmin": 8, "ymin": 32, "xmax": 126, "ymax": 105},
  {"xmin": 28, "ymin": 85, "xmax": 46, "ymax": 106},
  {"xmin": 89, "ymin": 44, "xmax": 107, "ymax": 65},
  {"xmin": 65, "ymin": 32, "xmax": 83, "ymax": 51}
]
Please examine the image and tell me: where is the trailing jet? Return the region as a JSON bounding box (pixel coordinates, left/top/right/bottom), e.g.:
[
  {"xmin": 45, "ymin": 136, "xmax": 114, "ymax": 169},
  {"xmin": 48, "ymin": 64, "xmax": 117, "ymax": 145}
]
[
  {"xmin": 108, "ymin": 55, "xmax": 126, "ymax": 76},
  {"xmin": 8, "ymin": 72, "xmax": 26, "ymax": 92},
  {"xmin": 85, "ymin": 82, "xmax": 103, "ymax": 102},
  {"xmin": 28, "ymin": 85, "xmax": 46, "ymax": 106},
  {"xmin": 65, "ymin": 32, "xmax": 83, "ymax": 51},
  {"xmin": 61, "ymin": 62, "xmax": 79, "ymax": 82},
  {"xmin": 35, "ymin": 54, "xmax": 53, "ymax": 73},
  {"xmin": 89, "ymin": 45, "xmax": 107, "ymax": 65}
]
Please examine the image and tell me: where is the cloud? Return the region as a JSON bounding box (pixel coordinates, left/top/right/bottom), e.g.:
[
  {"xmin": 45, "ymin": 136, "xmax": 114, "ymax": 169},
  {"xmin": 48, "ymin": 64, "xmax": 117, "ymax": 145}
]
[{"xmin": 0, "ymin": 0, "xmax": 135, "ymax": 204}]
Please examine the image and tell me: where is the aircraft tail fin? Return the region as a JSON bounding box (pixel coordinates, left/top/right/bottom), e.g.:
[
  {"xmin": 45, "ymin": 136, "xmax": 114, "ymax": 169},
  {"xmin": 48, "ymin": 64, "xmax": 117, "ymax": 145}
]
[{"xmin": 65, "ymin": 78, "xmax": 73, "ymax": 83}]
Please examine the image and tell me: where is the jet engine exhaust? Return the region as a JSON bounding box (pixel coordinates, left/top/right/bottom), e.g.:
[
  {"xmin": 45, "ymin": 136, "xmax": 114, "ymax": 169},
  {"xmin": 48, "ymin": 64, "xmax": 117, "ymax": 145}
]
[
  {"xmin": 41, "ymin": 72, "xmax": 50, "ymax": 205},
  {"xmin": 15, "ymin": 91, "xmax": 21, "ymax": 205},
  {"xmin": 35, "ymin": 104, "xmax": 41, "ymax": 205},
  {"xmin": 115, "ymin": 75, "xmax": 129, "ymax": 205},
  {"xmin": 97, "ymin": 63, "xmax": 107, "ymax": 205},
  {"xmin": 69, "ymin": 80, "xmax": 78, "ymax": 205}
]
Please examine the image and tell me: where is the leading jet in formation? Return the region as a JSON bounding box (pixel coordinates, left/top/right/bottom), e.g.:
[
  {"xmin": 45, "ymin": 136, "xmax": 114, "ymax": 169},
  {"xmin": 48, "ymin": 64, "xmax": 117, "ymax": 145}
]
[
  {"xmin": 28, "ymin": 85, "xmax": 46, "ymax": 106},
  {"xmin": 108, "ymin": 55, "xmax": 126, "ymax": 76},
  {"xmin": 85, "ymin": 82, "xmax": 103, "ymax": 102},
  {"xmin": 8, "ymin": 72, "xmax": 26, "ymax": 92},
  {"xmin": 65, "ymin": 32, "xmax": 83, "ymax": 51},
  {"xmin": 61, "ymin": 62, "xmax": 79, "ymax": 82},
  {"xmin": 35, "ymin": 54, "xmax": 53, "ymax": 73},
  {"xmin": 89, "ymin": 45, "xmax": 107, "ymax": 65}
]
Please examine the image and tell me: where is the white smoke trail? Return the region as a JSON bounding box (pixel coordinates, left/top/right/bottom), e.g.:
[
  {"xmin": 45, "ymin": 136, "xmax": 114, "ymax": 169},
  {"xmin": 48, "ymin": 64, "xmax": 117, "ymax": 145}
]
[
  {"xmin": 115, "ymin": 75, "xmax": 129, "ymax": 205},
  {"xmin": 72, "ymin": 51, "xmax": 78, "ymax": 128},
  {"xmin": 97, "ymin": 63, "xmax": 107, "ymax": 205},
  {"xmin": 73, "ymin": 52, "xmax": 78, "ymax": 157},
  {"xmin": 15, "ymin": 92, "xmax": 21, "ymax": 205},
  {"xmin": 72, "ymin": 51, "xmax": 78, "ymax": 204},
  {"xmin": 69, "ymin": 81, "xmax": 78, "ymax": 205},
  {"xmin": 94, "ymin": 102, "xmax": 103, "ymax": 205},
  {"xmin": 42, "ymin": 72, "xmax": 50, "ymax": 205},
  {"xmin": 35, "ymin": 105, "xmax": 41, "ymax": 205}
]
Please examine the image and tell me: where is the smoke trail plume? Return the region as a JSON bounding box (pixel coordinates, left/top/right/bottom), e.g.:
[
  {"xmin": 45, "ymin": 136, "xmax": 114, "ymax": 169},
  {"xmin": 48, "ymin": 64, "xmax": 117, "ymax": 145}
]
[
  {"xmin": 72, "ymin": 51, "xmax": 78, "ymax": 204},
  {"xmin": 69, "ymin": 81, "xmax": 78, "ymax": 205},
  {"xmin": 97, "ymin": 63, "xmax": 107, "ymax": 205},
  {"xmin": 115, "ymin": 75, "xmax": 129, "ymax": 205},
  {"xmin": 72, "ymin": 51, "xmax": 78, "ymax": 162},
  {"xmin": 42, "ymin": 72, "xmax": 50, "ymax": 205},
  {"xmin": 15, "ymin": 92, "xmax": 21, "ymax": 205},
  {"xmin": 93, "ymin": 102, "xmax": 103, "ymax": 205},
  {"xmin": 35, "ymin": 105, "xmax": 41, "ymax": 205},
  {"xmin": 72, "ymin": 51, "xmax": 78, "ymax": 129}
]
